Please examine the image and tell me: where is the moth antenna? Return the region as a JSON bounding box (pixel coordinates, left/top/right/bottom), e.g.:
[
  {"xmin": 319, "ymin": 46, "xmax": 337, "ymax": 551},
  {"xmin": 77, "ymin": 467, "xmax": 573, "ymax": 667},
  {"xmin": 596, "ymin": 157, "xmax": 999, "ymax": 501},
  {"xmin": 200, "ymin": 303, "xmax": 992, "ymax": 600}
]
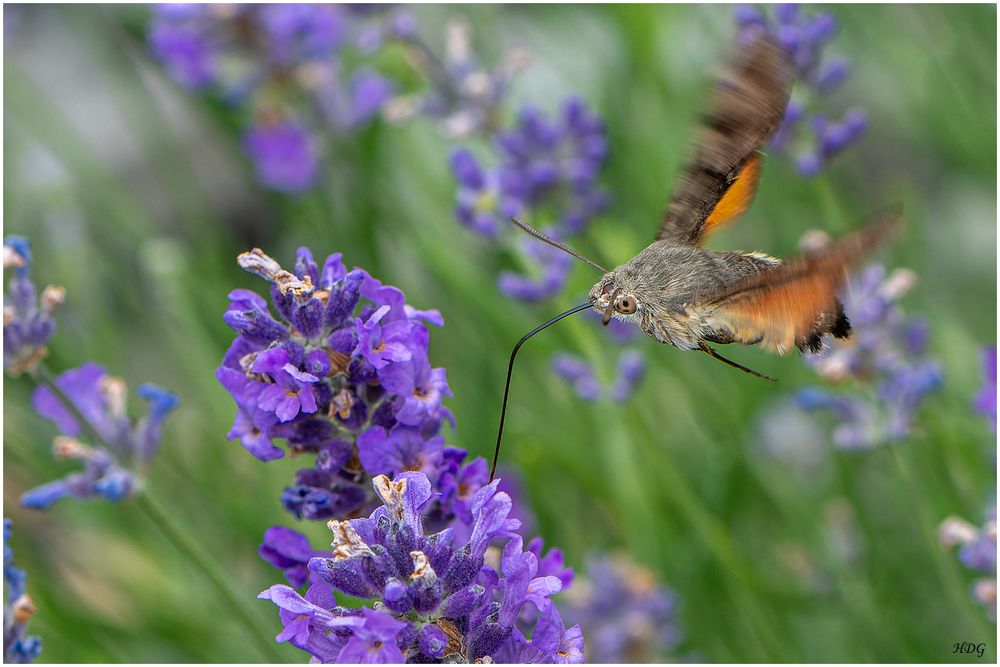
[
  {"xmin": 509, "ymin": 217, "xmax": 608, "ymax": 273},
  {"xmin": 698, "ymin": 341, "xmax": 777, "ymax": 381},
  {"xmin": 491, "ymin": 300, "xmax": 594, "ymax": 482}
]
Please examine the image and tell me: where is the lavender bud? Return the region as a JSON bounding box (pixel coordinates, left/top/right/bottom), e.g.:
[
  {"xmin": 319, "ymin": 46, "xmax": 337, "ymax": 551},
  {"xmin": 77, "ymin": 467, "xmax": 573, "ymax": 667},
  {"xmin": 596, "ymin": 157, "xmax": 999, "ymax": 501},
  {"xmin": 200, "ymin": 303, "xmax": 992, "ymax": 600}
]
[
  {"xmin": 815, "ymin": 56, "xmax": 850, "ymax": 93},
  {"xmin": 447, "ymin": 584, "xmax": 488, "ymax": 619},
  {"xmin": 382, "ymin": 578, "xmax": 413, "ymax": 614},
  {"xmin": 223, "ymin": 309, "xmax": 289, "ymax": 344},
  {"xmin": 292, "ymin": 297, "xmax": 325, "ymax": 339}
]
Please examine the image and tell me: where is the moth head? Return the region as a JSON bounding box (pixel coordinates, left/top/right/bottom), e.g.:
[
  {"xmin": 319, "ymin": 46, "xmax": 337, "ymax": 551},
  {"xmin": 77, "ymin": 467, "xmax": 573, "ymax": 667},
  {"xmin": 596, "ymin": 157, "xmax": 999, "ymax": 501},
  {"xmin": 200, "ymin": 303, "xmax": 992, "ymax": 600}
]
[{"xmin": 590, "ymin": 274, "xmax": 640, "ymax": 325}]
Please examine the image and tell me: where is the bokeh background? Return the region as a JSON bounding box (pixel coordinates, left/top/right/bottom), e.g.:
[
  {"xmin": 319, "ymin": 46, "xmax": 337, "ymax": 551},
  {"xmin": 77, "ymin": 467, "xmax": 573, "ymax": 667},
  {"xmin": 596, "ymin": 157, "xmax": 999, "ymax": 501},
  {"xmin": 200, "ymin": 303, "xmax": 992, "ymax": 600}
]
[{"xmin": 3, "ymin": 3, "xmax": 996, "ymax": 663}]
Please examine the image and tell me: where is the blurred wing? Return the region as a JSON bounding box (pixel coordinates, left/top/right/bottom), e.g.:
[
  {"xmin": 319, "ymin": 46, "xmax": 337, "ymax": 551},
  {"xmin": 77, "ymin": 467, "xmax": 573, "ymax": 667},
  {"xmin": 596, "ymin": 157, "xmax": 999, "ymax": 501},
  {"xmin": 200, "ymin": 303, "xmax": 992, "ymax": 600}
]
[
  {"xmin": 700, "ymin": 209, "xmax": 902, "ymax": 354},
  {"xmin": 656, "ymin": 35, "xmax": 793, "ymax": 245}
]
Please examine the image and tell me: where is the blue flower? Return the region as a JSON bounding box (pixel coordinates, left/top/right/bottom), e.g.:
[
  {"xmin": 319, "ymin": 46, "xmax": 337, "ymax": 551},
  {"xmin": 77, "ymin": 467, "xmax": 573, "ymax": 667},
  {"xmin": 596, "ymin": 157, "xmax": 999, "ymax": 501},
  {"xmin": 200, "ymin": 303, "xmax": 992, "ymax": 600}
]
[
  {"xmin": 257, "ymin": 583, "xmax": 364, "ymax": 657},
  {"xmin": 336, "ymin": 607, "xmax": 409, "ymax": 663},
  {"xmin": 3, "ymin": 237, "xmax": 63, "ymax": 376},
  {"xmin": 148, "ymin": 5, "xmax": 215, "ymax": 90},
  {"xmin": 498, "ymin": 235, "xmax": 574, "ymax": 303},
  {"xmin": 940, "ymin": 503, "xmax": 997, "ymax": 619},
  {"xmin": 798, "ymin": 265, "xmax": 941, "ymax": 448},
  {"xmin": 260, "ymin": 526, "xmax": 330, "ymax": 590},
  {"xmin": 561, "ymin": 554, "xmax": 682, "ymax": 663},
  {"xmin": 244, "ymin": 117, "xmax": 320, "ymax": 194},
  {"xmin": 237, "ymin": 247, "xmax": 583, "ymax": 661},
  {"xmin": 148, "ymin": 6, "xmax": 395, "ymax": 193},
  {"xmin": 448, "ymin": 95, "xmax": 609, "ymax": 245},
  {"xmin": 384, "ymin": 18, "xmax": 526, "ymax": 139},
  {"xmin": 973, "ymin": 346, "xmax": 997, "ymax": 432},
  {"xmin": 251, "ymin": 347, "xmax": 321, "ymax": 423},
  {"xmin": 551, "ymin": 350, "xmax": 647, "ymax": 403},
  {"xmin": 450, "ymin": 148, "xmax": 513, "ymax": 237},
  {"xmin": 551, "ymin": 353, "xmax": 601, "ymax": 402},
  {"xmin": 23, "ymin": 363, "xmax": 178, "ymax": 509},
  {"xmin": 259, "ymin": 4, "xmax": 346, "ymax": 66},
  {"xmin": 4, "ymin": 520, "xmax": 42, "ymax": 663},
  {"xmin": 378, "ymin": 352, "xmax": 454, "ymax": 428},
  {"xmin": 736, "ymin": 4, "xmax": 867, "ymax": 177}
]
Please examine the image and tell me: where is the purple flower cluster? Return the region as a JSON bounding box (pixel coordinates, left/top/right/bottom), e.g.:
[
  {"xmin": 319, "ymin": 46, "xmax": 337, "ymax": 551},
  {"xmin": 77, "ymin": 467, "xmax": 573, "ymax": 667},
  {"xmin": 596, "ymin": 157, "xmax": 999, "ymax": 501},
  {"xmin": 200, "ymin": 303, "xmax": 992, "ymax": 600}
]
[
  {"xmin": 20, "ymin": 363, "xmax": 179, "ymax": 510},
  {"xmin": 735, "ymin": 4, "xmax": 868, "ymax": 177},
  {"xmin": 973, "ymin": 346, "xmax": 996, "ymax": 433},
  {"xmin": 151, "ymin": 8, "xmax": 642, "ymax": 405},
  {"xmin": 384, "ymin": 19, "xmax": 530, "ymax": 139},
  {"xmin": 795, "ymin": 265, "xmax": 942, "ymax": 449},
  {"xmin": 551, "ymin": 350, "xmax": 647, "ymax": 403},
  {"xmin": 149, "ymin": 5, "xmax": 397, "ymax": 193},
  {"xmin": 450, "ymin": 97, "xmax": 609, "ymax": 245},
  {"xmin": 434, "ymin": 23, "xmax": 641, "ymax": 405},
  {"xmin": 3, "ymin": 520, "xmax": 41, "ymax": 663},
  {"xmin": 226, "ymin": 247, "xmax": 585, "ymax": 661},
  {"xmin": 3, "ymin": 237, "xmax": 64, "ymax": 377},
  {"xmin": 939, "ymin": 503, "xmax": 997, "ymax": 619},
  {"xmin": 216, "ymin": 246, "xmax": 472, "ymax": 524},
  {"xmin": 562, "ymin": 554, "xmax": 682, "ymax": 663},
  {"xmin": 260, "ymin": 473, "xmax": 583, "ymax": 663}
]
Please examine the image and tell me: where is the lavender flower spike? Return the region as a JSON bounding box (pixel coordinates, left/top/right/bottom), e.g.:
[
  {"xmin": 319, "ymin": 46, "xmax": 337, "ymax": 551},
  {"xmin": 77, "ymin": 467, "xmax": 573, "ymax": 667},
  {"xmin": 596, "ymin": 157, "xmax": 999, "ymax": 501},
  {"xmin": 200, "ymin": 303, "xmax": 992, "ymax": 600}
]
[
  {"xmin": 562, "ymin": 554, "xmax": 682, "ymax": 663},
  {"xmin": 261, "ymin": 473, "xmax": 583, "ymax": 663},
  {"xmin": 244, "ymin": 117, "xmax": 320, "ymax": 195},
  {"xmin": 218, "ymin": 245, "xmax": 464, "ymax": 523},
  {"xmin": 148, "ymin": 6, "xmax": 394, "ymax": 193},
  {"xmin": 22, "ymin": 363, "xmax": 178, "ymax": 509},
  {"xmin": 4, "ymin": 520, "xmax": 41, "ymax": 663},
  {"xmin": 551, "ymin": 350, "xmax": 647, "ymax": 403},
  {"xmin": 973, "ymin": 346, "xmax": 997, "ymax": 432},
  {"xmin": 736, "ymin": 5, "xmax": 868, "ymax": 177},
  {"xmin": 385, "ymin": 18, "xmax": 530, "ymax": 139},
  {"xmin": 797, "ymin": 264, "xmax": 941, "ymax": 449},
  {"xmin": 241, "ymin": 246, "xmax": 582, "ymax": 661},
  {"xmin": 3, "ymin": 237, "xmax": 64, "ymax": 376},
  {"xmin": 940, "ymin": 503, "xmax": 997, "ymax": 619}
]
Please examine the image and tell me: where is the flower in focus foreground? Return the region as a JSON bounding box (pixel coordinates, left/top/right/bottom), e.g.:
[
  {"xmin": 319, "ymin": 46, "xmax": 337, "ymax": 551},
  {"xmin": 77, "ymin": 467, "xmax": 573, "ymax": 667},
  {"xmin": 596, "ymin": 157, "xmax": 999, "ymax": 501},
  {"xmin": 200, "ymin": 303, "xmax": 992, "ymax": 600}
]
[
  {"xmin": 216, "ymin": 246, "xmax": 473, "ymax": 524},
  {"xmin": 259, "ymin": 473, "xmax": 583, "ymax": 663}
]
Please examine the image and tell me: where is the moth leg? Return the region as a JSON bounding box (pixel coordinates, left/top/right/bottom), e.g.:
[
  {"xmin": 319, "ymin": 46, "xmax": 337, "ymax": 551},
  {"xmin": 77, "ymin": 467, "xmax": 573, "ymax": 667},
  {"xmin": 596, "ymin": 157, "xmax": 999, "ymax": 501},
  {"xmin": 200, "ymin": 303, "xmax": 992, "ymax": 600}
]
[{"xmin": 697, "ymin": 340, "xmax": 777, "ymax": 382}]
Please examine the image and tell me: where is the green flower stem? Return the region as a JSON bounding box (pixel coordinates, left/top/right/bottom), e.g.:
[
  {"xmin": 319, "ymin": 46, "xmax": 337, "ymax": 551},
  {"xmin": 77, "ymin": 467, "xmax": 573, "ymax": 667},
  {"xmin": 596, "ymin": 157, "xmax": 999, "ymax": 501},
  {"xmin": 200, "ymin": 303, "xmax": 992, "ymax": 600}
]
[
  {"xmin": 133, "ymin": 492, "xmax": 283, "ymax": 662},
  {"xmin": 562, "ymin": 320, "xmax": 790, "ymax": 661},
  {"xmin": 31, "ymin": 364, "xmax": 283, "ymax": 662},
  {"xmin": 888, "ymin": 444, "xmax": 993, "ymax": 639}
]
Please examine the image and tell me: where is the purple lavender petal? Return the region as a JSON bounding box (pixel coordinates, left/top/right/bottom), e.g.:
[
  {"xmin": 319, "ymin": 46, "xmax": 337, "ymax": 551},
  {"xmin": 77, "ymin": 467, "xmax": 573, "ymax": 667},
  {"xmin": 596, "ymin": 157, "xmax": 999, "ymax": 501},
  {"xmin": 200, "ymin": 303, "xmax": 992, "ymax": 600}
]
[{"xmin": 244, "ymin": 118, "xmax": 319, "ymax": 194}]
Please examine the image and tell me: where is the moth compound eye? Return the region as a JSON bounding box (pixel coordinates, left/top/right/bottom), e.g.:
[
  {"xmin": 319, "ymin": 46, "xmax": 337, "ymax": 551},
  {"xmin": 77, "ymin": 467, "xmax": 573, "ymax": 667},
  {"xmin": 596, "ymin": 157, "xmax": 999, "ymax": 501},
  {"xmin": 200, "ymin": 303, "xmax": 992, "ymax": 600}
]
[
  {"xmin": 616, "ymin": 295, "xmax": 637, "ymax": 314},
  {"xmin": 601, "ymin": 282, "xmax": 614, "ymax": 296}
]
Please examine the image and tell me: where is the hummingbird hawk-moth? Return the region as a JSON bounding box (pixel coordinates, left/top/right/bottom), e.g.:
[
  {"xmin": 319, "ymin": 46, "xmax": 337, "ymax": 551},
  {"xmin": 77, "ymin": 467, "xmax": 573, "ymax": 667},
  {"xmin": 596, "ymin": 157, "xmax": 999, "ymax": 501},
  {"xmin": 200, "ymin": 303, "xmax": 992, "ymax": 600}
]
[{"xmin": 489, "ymin": 33, "xmax": 900, "ymax": 480}]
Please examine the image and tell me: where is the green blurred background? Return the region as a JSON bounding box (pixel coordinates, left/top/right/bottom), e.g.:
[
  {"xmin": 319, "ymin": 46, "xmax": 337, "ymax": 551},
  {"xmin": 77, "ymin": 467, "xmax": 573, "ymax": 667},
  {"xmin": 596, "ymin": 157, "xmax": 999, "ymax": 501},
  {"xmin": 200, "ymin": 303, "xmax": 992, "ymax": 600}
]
[{"xmin": 3, "ymin": 3, "xmax": 996, "ymax": 663}]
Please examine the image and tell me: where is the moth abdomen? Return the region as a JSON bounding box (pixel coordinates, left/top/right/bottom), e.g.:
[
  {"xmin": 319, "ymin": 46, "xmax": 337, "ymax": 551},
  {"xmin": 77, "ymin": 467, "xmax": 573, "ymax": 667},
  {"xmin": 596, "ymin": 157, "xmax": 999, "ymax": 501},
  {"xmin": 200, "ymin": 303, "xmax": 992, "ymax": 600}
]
[
  {"xmin": 831, "ymin": 306, "xmax": 851, "ymax": 339},
  {"xmin": 803, "ymin": 300, "xmax": 852, "ymax": 353}
]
